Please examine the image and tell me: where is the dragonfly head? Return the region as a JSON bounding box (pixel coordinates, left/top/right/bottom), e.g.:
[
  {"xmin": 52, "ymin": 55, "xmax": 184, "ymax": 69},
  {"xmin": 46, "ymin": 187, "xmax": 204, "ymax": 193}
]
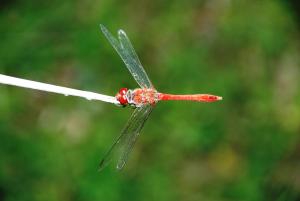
[{"xmin": 116, "ymin": 88, "xmax": 129, "ymax": 106}]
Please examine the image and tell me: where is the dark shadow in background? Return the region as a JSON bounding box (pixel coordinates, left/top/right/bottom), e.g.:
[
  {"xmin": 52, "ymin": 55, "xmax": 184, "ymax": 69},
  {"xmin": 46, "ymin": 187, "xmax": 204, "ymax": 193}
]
[
  {"xmin": 0, "ymin": 0, "xmax": 17, "ymax": 10},
  {"xmin": 286, "ymin": 0, "xmax": 300, "ymax": 26},
  {"xmin": 0, "ymin": 186, "xmax": 5, "ymax": 201}
]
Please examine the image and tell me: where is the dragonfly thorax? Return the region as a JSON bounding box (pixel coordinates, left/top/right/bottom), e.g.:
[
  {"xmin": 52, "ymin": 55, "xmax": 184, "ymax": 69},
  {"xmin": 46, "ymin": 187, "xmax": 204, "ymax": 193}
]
[{"xmin": 116, "ymin": 88, "xmax": 159, "ymax": 107}]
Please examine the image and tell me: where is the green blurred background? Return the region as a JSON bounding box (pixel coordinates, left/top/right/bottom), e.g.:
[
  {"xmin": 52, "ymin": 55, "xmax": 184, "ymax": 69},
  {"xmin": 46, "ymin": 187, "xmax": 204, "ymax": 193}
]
[{"xmin": 0, "ymin": 0, "xmax": 300, "ymax": 200}]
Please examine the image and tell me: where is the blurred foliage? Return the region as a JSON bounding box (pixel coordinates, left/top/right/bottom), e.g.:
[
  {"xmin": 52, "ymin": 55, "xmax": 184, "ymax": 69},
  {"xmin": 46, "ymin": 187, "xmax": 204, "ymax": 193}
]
[{"xmin": 0, "ymin": 0, "xmax": 300, "ymax": 201}]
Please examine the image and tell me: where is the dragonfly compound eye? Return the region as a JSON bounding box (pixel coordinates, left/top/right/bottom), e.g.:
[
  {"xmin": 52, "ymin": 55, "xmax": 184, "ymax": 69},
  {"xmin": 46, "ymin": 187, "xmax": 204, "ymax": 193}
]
[{"xmin": 116, "ymin": 88, "xmax": 129, "ymax": 106}]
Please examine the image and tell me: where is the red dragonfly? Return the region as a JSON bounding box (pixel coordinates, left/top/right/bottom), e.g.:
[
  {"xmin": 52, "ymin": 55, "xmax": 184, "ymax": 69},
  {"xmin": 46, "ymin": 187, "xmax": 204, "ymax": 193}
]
[{"xmin": 99, "ymin": 25, "xmax": 222, "ymax": 170}]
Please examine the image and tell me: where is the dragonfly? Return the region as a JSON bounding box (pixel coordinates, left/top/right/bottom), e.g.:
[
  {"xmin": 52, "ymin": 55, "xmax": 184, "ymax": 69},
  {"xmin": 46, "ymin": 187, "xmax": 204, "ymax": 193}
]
[{"xmin": 98, "ymin": 24, "xmax": 222, "ymax": 170}]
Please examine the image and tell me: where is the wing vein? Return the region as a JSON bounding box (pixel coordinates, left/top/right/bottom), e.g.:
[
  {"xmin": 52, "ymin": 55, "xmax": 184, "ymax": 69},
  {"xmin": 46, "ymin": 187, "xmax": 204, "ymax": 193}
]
[
  {"xmin": 100, "ymin": 24, "xmax": 153, "ymax": 88},
  {"xmin": 98, "ymin": 105, "xmax": 153, "ymax": 171}
]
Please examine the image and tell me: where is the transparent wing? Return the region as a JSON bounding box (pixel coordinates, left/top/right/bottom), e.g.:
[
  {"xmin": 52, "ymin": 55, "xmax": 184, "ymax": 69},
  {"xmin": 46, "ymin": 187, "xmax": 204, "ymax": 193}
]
[
  {"xmin": 117, "ymin": 105, "xmax": 153, "ymax": 170},
  {"xmin": 117, "ymin": 30, "xmax": 153, "ymax": 88},
  {"xmin": 100, "ymin": 24, "xmax": 153, "ymax": 89},
  {"xmin": 99, "ymin": 105, "xmax": 153, "ymax": 171}
]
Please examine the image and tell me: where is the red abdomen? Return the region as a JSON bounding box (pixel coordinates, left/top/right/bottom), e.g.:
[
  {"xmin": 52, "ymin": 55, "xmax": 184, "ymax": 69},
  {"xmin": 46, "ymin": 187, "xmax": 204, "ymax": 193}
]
[{"xmin": 158, "ymin": 93, "xmax": 222, "ymax": 102}]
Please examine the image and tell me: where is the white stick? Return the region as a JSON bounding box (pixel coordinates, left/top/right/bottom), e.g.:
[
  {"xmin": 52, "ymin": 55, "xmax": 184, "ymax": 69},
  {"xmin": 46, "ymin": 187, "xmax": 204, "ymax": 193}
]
[{"xmin": 0, "ymin": 74, "xmax": 119, "ymax": 105}]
